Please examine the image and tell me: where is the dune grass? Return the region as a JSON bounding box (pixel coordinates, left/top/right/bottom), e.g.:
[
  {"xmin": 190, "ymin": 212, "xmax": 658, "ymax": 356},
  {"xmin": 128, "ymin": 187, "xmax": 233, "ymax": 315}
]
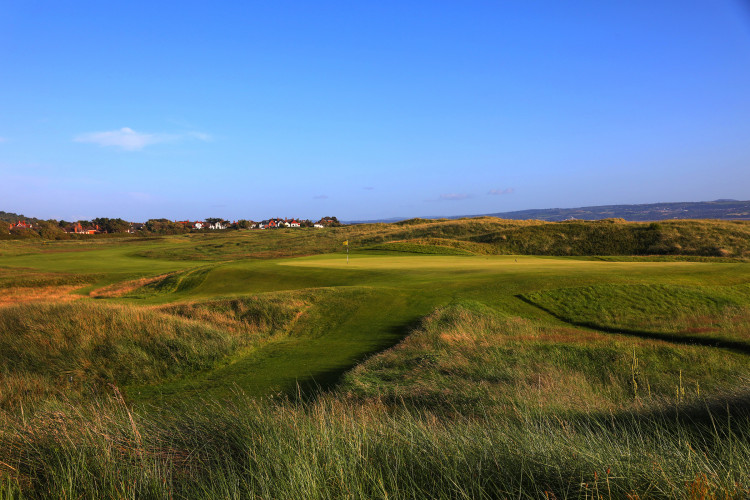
[
  {"xmin": 0, "ymin": 296, "xmax": 307, "ymax": 409},
  {"xmin": 341, "ymin": 303, "xmax": 750, "ymax": 414},
  {"xmin": 2, "ymin": 390, "xmax": 749, "ymax": 499},
  {"xmin": 522, "ymin": 284, "xmax": 750, "ymax": 348},
  {"xmin": 1, "ymin": 221, "xmax": 749, "ymax": 497}
]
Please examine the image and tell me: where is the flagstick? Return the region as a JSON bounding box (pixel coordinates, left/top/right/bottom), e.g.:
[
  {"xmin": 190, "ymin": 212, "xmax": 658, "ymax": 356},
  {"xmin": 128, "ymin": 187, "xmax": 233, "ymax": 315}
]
[{"xmin": 347, "ymin": 244, "xmax": 349, "ymax": 264}]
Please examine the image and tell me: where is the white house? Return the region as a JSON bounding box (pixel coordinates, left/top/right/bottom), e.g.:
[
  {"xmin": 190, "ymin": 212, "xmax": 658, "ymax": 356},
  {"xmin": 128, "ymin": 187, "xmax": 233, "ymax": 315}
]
[
  {"xmin": 313, "ymin": 223, "xmax": 324, "ymax": 228},
  {"xmin": 209, "ymin": 221, "xmax": 227, "ymax": 230}
]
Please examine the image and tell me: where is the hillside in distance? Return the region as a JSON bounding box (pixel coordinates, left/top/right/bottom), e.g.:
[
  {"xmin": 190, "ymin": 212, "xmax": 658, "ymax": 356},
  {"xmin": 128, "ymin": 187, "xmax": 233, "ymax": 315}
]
[
  {"xmin": 485, "ymin": 199, "xmax": 750, "ymax": 221},
  {"xmin": 347, "ymin": 199, "xmax": 750, "ymax": 224}
]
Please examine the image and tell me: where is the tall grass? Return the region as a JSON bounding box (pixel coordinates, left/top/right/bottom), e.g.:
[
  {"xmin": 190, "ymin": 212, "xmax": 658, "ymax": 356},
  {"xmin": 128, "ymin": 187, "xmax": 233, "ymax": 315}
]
[
  {"xmin": 1, "ymin": 391, "xmax": 749, "ymax": 499},
  {"xmin": 0, "ymin": 297, "xmax": 307, "ymax": 408},
  {"xmin": 341, "ymin": 304, "xmax": 750, "ymax": 414}
]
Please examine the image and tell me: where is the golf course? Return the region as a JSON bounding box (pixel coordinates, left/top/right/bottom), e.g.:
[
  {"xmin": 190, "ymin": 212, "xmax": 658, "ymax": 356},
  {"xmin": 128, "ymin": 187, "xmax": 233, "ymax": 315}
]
[{"xmin": 1, "ymin": 218, "xmax": 749, "ymax": 498}]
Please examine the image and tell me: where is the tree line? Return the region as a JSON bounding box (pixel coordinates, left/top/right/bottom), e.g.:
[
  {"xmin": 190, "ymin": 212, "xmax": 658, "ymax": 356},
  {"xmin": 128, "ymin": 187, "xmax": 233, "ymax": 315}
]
[{"xmin": 3, "ymin": 215, "xmax": 342, "ymax": 239}]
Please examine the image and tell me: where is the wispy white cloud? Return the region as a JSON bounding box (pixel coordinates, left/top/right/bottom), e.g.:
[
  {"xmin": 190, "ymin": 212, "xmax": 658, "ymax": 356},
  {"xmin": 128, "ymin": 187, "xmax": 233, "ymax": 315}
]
[
  {"xmin": 75, "ymin": 127, "xmax": 165, "ymax": 150},
  {"xmin": 488, "ymin": 188, "xmax": 514, "ymax": 195},
  {"xmin": 187, "ymin": 131, "xmax": 212, "ymax": 141},
  {"xmin": 439, "ymin": 193, "xmax": 472, "ymax": 201},
  {"xmin": 74, "ymin": 127, "xmax": 210, "ymax": 151}
]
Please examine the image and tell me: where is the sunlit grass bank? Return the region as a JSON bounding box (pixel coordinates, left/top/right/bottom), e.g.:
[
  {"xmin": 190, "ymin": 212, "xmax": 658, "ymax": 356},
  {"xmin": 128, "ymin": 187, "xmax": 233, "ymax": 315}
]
[
  {"xmin": 0, "ymin": 296, "xmax": 306, "ymax": 409},
  {"xmin": 341, "ymin": 304, "xmax": 750, "ymax": 414},
  {"xmin": 1, "ymin": 220, "xmax": 749, "ymax": 498}
]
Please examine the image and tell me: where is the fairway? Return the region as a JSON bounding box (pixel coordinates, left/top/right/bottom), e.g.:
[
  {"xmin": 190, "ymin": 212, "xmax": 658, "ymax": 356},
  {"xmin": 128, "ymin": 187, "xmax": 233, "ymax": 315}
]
[
  {"xmin": 2, "ymin": 235, "xmax": 749, "ymax": 402},
  {"xmin": 2, "ymin": 227, "xmax": 750, "ymax": 498}
]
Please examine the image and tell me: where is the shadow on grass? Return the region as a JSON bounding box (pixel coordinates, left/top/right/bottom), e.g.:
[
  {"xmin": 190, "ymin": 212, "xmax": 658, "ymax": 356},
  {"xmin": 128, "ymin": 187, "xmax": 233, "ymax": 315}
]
[
  {"xmin": 516, "ymin": 295, "xmax": 750, "ymax": 356},
  {"xmin": 290, "ymin": 316, "xmax": 425, "ymax": 402},
  {"xmin": 576, "ymin": 389, "xmax": 750, "ymax": 443}
]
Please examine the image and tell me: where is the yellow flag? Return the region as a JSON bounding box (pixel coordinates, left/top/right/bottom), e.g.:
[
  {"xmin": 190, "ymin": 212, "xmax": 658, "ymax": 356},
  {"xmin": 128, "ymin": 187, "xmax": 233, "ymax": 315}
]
[{"xmin": 343, "ymin": 240, "xmax": 349, "ymax": 246}]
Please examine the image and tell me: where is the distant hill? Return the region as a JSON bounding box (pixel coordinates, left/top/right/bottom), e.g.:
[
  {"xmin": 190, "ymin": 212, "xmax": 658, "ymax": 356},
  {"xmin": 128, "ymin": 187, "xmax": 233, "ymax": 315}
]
[
  {"xmin": 482, "ymin": 199, "xmax": 750, "ymax": 222},
  {"xmin": 346, "ymin": 200, "xmax": 750, "ymax": 224}
]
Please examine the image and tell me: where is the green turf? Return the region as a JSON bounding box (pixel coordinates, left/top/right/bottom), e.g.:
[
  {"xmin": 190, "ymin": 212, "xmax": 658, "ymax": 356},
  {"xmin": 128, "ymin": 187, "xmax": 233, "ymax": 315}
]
[
  {"xmin": 521, "ymin": 283, "xmax": 750, "ymax": 348},
  {"xmin": 2, "ymin": 228, "xmax": 750, "ymax": 498},
  {"xmin": 1, "ymin": 231, "xmax": 749, "ymax": 404}
]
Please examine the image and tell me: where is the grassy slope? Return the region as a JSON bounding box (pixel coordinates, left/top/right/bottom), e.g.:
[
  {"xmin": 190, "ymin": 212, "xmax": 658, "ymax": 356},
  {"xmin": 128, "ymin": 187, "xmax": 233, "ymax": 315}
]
[
  {"xmin": 44, "ymin": 217, "xmax": 747, "ymax": 262},
  {"xmin": 1, "ymin": 232, "xmax": 749, "ymax": 403},
  {"xmin": 1, "ymin": 222, "xmax": 750, "ymax": 498},
  {"xmin": 341, "ymin": 303, "xmax": 750, "ymax": 414},
  {"xmin": 0, "ymin": 295, "xmax": 307, "ymax": 409},
  {"xmin": 521, "ymin": 283, "xmax": 750, "ymax": 347}
]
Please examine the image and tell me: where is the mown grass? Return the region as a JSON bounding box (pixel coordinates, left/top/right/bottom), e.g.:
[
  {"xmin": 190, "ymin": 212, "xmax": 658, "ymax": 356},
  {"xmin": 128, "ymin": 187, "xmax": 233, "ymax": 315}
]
[{"xmin": 131, "ymin": 286, "xmax": 439, "ymax": 402}]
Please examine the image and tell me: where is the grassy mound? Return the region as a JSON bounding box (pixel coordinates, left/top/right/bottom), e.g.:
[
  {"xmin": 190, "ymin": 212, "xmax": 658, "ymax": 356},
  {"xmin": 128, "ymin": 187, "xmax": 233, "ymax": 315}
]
[
  {"xmin": 0, "ymin": 298, "xmax": 306, "ymax": 408},
  {"xmin": 130, "ymin": 218, "xmax": 750, "ymax": 262},
  {"xmin": 522, "ymin": 284, "xmax": 750, "ymax": 347},
  {"xmin": 362, "ymin": 239, "xmax": 477, "ymax": 255},
  {"xmin": 160, "ymin": 294, "xmax": 308, "ymax": 334},
  {"xmin": 341, "ymin": 304, "xmax": 750, "ymax": 414}
]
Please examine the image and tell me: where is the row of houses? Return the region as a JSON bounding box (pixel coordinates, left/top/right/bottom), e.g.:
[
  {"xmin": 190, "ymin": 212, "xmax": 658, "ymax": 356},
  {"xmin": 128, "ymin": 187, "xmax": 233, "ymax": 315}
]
[
  {"xmin": 254, "ymin": 218, "xmax": 313, "ymax": 229},
  {"xmin": 8, "ymin": 216, "xmax": 338, "ymax": 234},
  {"xmin": 175, "ymin": 218, "xmax": 326, "ymax": 230},
  {"xmin": 175, "ymin": 220, "xmax": 229, "ymax": 230}
]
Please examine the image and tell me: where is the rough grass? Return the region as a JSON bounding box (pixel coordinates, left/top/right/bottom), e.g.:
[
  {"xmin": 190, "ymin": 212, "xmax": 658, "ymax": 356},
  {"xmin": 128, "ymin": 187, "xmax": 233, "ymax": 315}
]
[
  {"xmin": 130, "ymin": 218, "xmax": 750, "ymax": 261},
  {"xmin": 341, "ymin": 304, "xmax": 750, "ymax": 414},
  {"xmin": 0, "ymin": 297, "xmax": 306, "ymax": 409},
  {"xmin": 0, "ymin": 267, "xmax": 94, "ymax": 289},
  {"xmin": 1, "ymin": 391, "xmax": 749, "ymax": 499},
  {"xmin": 363, "ymin": 239, "xmax": 480, "ymax": 255},
  {"xmin": 0, "ymin": 285, "xmax": 83, "ymax": 306},
  {"xmin": 1, "ymin": 225, "xmax": 750, "ymax": 498},
  {"xmin": 522, "ymin": 284, "xmax": 750, "ymax": 346}
]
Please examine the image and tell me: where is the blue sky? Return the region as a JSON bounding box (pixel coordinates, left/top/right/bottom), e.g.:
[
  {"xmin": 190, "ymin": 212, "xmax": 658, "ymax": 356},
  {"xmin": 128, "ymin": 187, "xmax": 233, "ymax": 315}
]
[{"xmin": 2, "ymin": 1, "xmax": 749, "ymax": 222}]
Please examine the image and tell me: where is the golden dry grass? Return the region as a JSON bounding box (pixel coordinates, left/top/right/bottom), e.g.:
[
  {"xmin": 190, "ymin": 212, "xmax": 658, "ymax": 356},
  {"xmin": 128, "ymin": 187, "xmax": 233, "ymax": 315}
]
[
  {"xmin": 89, "ymin": 273, "xmax": 174, "ymax": 298},
  {"xmin": 0, "ymin": 285, "xmax": 82, "ymax": 307}
]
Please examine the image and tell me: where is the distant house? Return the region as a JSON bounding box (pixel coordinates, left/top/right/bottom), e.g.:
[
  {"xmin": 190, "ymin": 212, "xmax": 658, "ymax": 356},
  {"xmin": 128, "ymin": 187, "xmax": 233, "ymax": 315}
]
[
  {"xmin": 313, "ymin": 223, "xmax": 324, "ymax": 229},
  {"xmin": 252, "ymin": 218, "xmax": 302, "ymax": 229},
  {"xmin": 128, "ymin": 222, "xmax": 145, "ymax": 233},
  {"xmin": 193, "ymin": 221, "xmax": 206, "ymax": 229},
  {"xmin": 316, "ymin": 217, "xmax": 340, "ymax": 227},
  {"xmin": 67, "ymin": 223, "xmax": 99, "ymax": 234},
  {"xmin": 8, "ymin": 220, "xmax": 33, "ymax": 230},
  {"xmin": 209, "ymin": 221, "xmax": 227, "ymax": 230}
]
